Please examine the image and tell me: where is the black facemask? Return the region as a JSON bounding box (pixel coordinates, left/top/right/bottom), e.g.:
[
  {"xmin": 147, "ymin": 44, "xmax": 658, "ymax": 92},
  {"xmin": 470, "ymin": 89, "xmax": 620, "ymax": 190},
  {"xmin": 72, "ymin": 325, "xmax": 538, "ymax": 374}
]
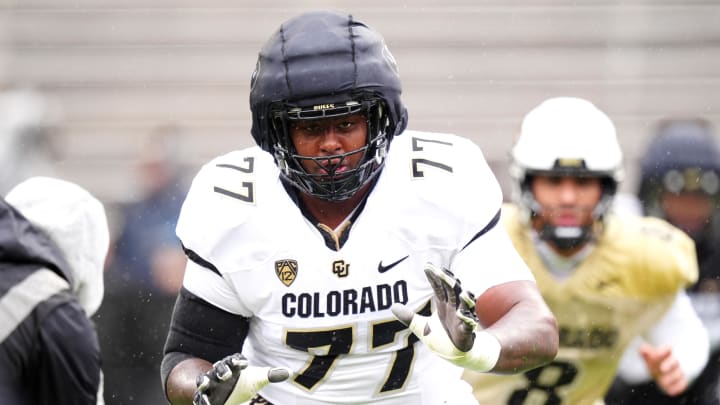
[{"xmin": 538, "ymin": 223, "xmax": 595, "ymax": 251}]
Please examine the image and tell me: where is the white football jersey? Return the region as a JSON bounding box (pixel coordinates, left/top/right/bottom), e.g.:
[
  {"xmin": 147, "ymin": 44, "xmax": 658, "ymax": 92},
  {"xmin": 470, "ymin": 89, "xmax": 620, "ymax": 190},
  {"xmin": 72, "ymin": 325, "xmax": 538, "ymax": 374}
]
[{"xmin": 177, "ymin": 130, "xmax": 535, "ymax": 404}]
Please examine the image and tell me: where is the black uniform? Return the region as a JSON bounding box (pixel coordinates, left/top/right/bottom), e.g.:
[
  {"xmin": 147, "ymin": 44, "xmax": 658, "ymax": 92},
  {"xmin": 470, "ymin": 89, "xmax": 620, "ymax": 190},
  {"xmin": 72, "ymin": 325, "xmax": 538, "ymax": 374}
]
[{"xmin": 0, "ymin": 198, "xmax": 102, "ymax": 404}]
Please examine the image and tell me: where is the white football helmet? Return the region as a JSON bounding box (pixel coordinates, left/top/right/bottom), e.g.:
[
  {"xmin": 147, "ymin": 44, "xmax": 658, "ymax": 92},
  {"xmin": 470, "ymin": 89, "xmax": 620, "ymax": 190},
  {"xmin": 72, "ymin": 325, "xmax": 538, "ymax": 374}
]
[{"xmin": 510, "ymin": 97, "xmax": 624, "ymax": 249}]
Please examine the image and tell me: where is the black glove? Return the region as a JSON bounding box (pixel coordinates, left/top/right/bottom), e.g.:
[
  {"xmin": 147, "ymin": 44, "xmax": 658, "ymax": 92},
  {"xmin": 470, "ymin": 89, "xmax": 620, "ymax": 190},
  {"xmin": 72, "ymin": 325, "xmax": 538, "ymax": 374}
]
[
  {"xmin": 392, "ymin": 263, "xmax": 501, "ymax": 372},
  {"xmin": 428, "ymin": 264, "xmax": 478, "ymax": 349},
  {"xmin": 193, "ymin": 353, "xmax": 291, "ymax": 405}
]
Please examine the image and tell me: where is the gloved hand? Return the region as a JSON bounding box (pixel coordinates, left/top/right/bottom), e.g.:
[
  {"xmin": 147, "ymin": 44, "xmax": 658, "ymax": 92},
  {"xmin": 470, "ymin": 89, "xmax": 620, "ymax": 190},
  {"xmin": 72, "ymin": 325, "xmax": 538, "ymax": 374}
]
[
  {"xmin": 391, "ymin": 263, "xmax": 501, "ymax": 372},
  {"xmin": 193, "ymin": 353, "xmax": 292, "ymax": 405}
]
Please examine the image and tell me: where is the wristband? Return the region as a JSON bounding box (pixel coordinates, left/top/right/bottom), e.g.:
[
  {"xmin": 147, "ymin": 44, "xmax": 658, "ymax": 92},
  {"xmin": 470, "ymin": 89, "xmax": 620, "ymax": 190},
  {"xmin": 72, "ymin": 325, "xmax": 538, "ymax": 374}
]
[
  {"xmin": 410, "ymin": 312, "xmax": 501, "ymax": 372},
  {"xmin": 453, "ymin": 330, "xmax": 501, "ymax": 372},
  {"xmin": 225, "ymin": 366, "xmax": 293, "ymax": 404},
  {"xmin": 225, "ymin": 366, "xmax": 272, "ymax": 404}
]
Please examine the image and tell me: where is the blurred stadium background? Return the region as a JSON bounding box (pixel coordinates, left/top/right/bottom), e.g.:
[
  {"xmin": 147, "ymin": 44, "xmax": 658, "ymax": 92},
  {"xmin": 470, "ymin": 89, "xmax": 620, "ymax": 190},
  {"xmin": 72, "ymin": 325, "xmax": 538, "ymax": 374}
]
[
  {"xmin": 0, "ymin": 1, "xmax": 719, "ymax": 208},
  {"xmin": 1, "ymin": 2, "xmax": 719, "ymax": 403}
]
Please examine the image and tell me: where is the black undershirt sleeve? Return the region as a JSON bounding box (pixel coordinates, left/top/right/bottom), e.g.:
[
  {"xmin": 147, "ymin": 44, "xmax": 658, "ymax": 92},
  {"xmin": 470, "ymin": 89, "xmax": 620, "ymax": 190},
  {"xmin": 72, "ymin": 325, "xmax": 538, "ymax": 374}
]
[{"xmin": 160, "ymin": 287, "xmax": 250, "ymax": 394}]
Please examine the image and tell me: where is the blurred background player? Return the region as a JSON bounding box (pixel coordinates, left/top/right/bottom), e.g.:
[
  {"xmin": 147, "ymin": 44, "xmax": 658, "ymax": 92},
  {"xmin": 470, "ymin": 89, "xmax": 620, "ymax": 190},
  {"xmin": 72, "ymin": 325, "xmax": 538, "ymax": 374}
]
[
  {"xmin": 0, "ymin": 86, "xmax": 59, "ymax": 194},
  {"xmin": 464, "ymin": 97, "xmax": 708, "ymax": 404},
  {"xmin": 161, "ymin": 10, "xmax": 558, "ymax": 405},
  {"xmin": 96, "ymin": 124, "xmax": 189, "ymax": 405},
  {"xmin": 607, "ymin": 119, "xmax": 720, "ymax": 404},
  {"xmin": 0, "ymin": 176, "xmax": 110, "ymax": 404}
]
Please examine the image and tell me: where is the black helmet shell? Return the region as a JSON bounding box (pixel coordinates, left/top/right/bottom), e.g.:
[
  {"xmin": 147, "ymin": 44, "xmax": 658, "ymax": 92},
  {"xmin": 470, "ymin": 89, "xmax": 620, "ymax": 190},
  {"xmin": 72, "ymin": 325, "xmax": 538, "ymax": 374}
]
[{"xmin": 250, "ymin": 11, "xmax": 407, "ymax": 151}]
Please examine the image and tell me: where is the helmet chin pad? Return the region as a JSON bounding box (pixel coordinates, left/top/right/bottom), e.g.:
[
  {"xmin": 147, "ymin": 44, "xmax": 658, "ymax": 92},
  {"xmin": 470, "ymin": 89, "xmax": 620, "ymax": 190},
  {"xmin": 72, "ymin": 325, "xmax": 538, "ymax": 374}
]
[{"xmin": 538, "ymin": 224, "xmax": 594, "ymax": 251}]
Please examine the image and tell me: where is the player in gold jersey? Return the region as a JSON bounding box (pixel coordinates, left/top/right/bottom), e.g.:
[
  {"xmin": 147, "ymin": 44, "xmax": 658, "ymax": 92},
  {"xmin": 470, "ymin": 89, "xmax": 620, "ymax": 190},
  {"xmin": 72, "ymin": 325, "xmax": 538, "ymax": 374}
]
[{"xmin": 464, "ymin": 97, "xmax": 708, "ymax": 404}]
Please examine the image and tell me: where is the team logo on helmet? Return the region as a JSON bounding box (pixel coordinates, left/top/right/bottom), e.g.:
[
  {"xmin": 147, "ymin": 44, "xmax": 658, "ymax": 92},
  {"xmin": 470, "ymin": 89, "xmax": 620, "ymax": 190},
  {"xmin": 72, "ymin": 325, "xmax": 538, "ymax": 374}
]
[
  {"xmin": 555, "ymin": 158, "xmax": 585, "ymax": 168},
  {"xmin": 275, "ymin": 259, "xmax": 298, "ymax": 287}
]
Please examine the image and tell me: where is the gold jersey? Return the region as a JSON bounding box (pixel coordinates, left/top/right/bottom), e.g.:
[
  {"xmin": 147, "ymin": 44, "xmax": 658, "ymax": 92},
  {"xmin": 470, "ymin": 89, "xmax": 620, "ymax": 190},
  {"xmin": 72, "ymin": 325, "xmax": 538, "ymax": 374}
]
[{"xmin": 463, "ymin": 203, "xmax": 698, "ymax": 405}]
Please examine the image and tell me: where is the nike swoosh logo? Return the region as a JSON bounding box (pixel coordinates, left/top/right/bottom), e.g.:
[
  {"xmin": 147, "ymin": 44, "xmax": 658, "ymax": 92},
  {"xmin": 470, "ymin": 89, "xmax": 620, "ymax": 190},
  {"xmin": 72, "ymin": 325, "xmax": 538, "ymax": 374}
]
[{"xmin": 378, "ymin": 255, "xmax": 409, "ymax": 273}]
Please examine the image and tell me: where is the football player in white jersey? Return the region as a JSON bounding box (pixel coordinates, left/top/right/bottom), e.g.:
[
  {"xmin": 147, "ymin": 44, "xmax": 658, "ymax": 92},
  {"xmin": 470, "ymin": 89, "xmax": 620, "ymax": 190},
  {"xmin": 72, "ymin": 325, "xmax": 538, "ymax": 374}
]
[
  {"xmin": 464, "ymin": 97, "xmax": 708, "ymax": 404},
  {"xmin": 160, "ymin": 10, "xmax": 558, "ymax": 405}
]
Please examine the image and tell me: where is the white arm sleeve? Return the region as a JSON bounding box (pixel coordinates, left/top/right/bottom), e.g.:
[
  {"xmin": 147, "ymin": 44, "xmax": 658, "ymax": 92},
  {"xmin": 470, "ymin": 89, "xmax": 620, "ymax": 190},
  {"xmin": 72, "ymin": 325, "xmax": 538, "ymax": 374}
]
[{"xmin": 617, "ymin": 290, "xmax": 709, "ymax": 384}]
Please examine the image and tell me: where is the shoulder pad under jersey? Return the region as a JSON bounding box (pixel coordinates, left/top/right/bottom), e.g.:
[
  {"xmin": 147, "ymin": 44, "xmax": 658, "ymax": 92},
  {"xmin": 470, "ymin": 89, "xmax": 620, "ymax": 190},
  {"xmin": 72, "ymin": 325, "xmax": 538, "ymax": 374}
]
[
  {"xmin": 382, "ymin": 131, "xmax": 503, "ymax": 247},
  {"xmin": 176, "ymin": 147, "xmax": 281, "ymax": 269},
  {"xmin": 602, "ymin": 214, "xmax": 699, "ymax": 295}
]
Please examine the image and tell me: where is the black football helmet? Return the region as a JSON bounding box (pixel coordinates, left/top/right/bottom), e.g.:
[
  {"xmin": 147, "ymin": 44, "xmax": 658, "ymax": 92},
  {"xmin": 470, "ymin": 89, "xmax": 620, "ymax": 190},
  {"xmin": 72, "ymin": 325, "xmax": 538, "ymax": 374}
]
[
  {"xmin": 249, "ymin": 11, "xmax": 408, "ymax": 201},
  {"xmin": 638, "ymin": 119, "xmax": 720, "ymax": 244}
]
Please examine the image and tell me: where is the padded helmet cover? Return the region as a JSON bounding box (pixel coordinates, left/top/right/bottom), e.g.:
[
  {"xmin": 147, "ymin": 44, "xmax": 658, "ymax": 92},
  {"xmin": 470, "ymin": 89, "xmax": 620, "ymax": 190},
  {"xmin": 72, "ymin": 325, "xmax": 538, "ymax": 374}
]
[{"xmin": 250, "ymin": 11, "xmax": 408, "ymax": 151}]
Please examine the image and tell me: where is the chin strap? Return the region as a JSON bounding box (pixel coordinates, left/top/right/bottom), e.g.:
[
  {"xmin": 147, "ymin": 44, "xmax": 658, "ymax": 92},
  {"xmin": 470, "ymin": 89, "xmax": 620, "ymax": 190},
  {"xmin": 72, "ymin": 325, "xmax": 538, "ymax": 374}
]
[
  {"xmin": 521, "ymin": 180, "xmax": 614, "ymax": 252},
  {"xmin": 538, "ymin": 224, "xmax": 594, "ymax": 251}
]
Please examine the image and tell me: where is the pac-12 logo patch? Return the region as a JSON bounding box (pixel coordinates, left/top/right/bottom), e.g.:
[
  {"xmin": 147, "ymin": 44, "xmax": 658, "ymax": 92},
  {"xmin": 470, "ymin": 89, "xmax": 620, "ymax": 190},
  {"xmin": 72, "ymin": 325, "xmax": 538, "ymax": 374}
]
[{"xmin": 275, "ymin": 259, "xmax": 298, "ymax": 287}]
